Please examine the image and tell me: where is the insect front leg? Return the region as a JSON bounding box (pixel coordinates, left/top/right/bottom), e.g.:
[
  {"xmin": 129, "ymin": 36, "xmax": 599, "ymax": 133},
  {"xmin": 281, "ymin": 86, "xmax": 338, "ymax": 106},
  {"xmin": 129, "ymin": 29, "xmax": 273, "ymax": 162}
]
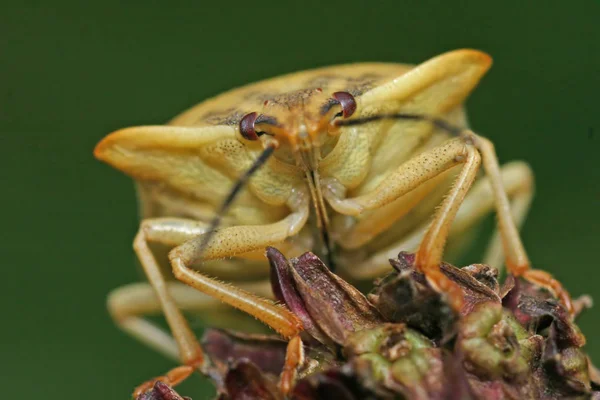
[
  {"xmin": 326, "ymin": 138, "xmax": 478, "ymax": 309},
  {"xmin": 414, "ymin": 144, "xmax": 481, "ymax": 310},
  {"xmin": 132, "ymin": 366, "xmax": 195, "ymax": 398},
  {"xmin": 279, "ymin": 335, "xmax": 304, "ymax": 395},
  {"xmin": 117, "ymin": 212, "xmax": 307, "ymax": 395},
  {"xmin": 168, "ymin": 194, "xmax": 309, "ymax": 338},
  {"xmin": 334, "ymin": 169, "xmax": 452, "ymax": 251},
  {"xmin": 343, "ymin": 161, "xmax": 533, "ymax": 281},
  {"xmin": 328, "ymin": 134, "xmax": 573, "ymax": 314}
]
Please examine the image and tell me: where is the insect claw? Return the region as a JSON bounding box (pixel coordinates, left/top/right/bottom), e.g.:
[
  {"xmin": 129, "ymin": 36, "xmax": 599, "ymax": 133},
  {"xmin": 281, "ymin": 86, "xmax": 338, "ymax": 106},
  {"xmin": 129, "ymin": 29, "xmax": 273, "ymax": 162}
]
[{"xmin": 132, "ymin": 366, "xmax": 195, "ymax": 398}]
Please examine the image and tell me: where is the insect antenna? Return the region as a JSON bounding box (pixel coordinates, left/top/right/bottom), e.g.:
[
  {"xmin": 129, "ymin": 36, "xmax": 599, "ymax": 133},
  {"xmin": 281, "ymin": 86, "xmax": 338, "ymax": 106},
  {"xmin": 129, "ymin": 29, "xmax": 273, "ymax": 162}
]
[
  {"xmin": 335, "ymin": 112, "xmax": 464, "ymax": 137},
  {"xmin": 197, "ymin": 144, "xmax": 276, "ymax": 256}
]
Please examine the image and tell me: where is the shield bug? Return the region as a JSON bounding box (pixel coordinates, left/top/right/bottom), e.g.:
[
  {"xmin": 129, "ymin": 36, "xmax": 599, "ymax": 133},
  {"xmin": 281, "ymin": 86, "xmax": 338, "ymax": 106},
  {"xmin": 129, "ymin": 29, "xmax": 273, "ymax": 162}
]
[{"xmin": 95, "ymin": 49, "xmax": 574, "ymax": 391}]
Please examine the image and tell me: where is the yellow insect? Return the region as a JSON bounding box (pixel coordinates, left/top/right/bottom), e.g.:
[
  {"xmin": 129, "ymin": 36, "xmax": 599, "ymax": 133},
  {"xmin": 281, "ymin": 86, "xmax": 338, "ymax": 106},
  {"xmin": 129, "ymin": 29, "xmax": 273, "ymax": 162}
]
[{"xmin": 94, "ymin": 49, "xmax": 573, "ymax": 392}]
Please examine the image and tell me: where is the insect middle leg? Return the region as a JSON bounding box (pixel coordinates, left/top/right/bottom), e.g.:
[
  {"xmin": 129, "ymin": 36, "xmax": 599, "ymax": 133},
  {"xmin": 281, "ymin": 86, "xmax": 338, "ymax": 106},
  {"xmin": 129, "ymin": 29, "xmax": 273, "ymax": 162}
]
[
  {"xmin": 108, "ymin": 280, "xmax": 273, "ymax": 361},
  {"xmin": 473, "ymin": 134, "xmax": 573, "ymax": 313},
  {"xmin": 110, "ymin": 278, "xmax": 301, "ymax": 397}
]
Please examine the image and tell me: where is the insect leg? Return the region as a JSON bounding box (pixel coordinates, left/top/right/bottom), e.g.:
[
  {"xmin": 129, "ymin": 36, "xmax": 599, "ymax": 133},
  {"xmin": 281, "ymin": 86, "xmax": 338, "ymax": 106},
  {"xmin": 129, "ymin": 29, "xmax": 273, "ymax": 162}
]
[
  {"xmin": 338, "ymin": 110, "xmax": 573, "ymax": 312},
  {"xmin": 168, "ymin": 199, "xmax": 309, "ymax": 338},
  {"xmin": 451, "ymin": 160, "xmax": 533, "ymax": 270},
  {"xmin": 122, "ymin": 216, "xmax": 306, "ymax": 394},
  {"xmin": 324, "ymin": 137, "xmax": 470, "ymax": 215},
  {"xmin": 279, "ymin": 335, "xmax": 304, "ymax": 395},
  {"xmin": 340, "ymin": 226, "xmax": 427, "ymax": 281},
  {"xmin": 108, "ymin": 280, "xmax": 274, "ymax": 361},
  {"xmin": 133, "ymin": 220, "xmax": 208, "ymax": 369},
  {"xmin": 132, "ymin": 366, "xmax": 195, "ymax": 398},
  {"xmin": 169, "ymin": 191, "xmax": 309, "ymax": 338},
  {"xmin": 325, "ymin": 138, "xmax": 478, "ymax": 309},
  {"xmin": 472, "ymin": 134, "xmax": 574, "ymax": 313},
  {"xmin": 414, "ymin": 144, "xmax": 481, "ymax": 310},
  {"xmin": 334, "ymin": 170, "xmax": 452, "ymax": 250},
  {"xmin": 345, "ymin": 160, "xmax": 533, "ymax": 281}
]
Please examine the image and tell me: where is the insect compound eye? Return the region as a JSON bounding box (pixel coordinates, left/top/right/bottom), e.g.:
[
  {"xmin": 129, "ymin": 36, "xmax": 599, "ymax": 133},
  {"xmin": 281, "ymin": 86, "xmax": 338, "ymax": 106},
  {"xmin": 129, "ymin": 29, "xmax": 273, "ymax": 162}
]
[
  {"xmin": 332, "ymin": 91, "xmax": 357, "ymax": 118},
  {"xmin": 239, "ymin": 112, "xmax": 260, "ymax": 140}
]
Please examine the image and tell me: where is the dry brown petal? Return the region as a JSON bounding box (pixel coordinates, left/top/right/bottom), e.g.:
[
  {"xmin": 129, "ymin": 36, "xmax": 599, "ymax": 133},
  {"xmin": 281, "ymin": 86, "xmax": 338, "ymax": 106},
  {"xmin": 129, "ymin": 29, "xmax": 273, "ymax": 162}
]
[
  {"xmin": 542, "ymin": 323, "xmax": 591, "ymax": 395},
  {"xmin": 202, "ymin": 329, "xmax": 287, "ymax": 377},
  {"xmin": 267, "ymin": 247, "xmax": 332, "ymax": 346},
  {"xmin": 136, "ymin": 381, "xmax": 191, "ymax": 400},
  {"xmin": 222, "ymin": 359, "xmax": 281, "ymax": 400},
  {"xmin": 507, "ymin": 279, "xmax": 586, "ymax": 348},
  {"xmin": 289, "ymin": 251, "xmax": 384, "ymax": 345},
  {"xmin": 292, "ymin": 366, "xmax": 387, "ymax": 400},
  {"xmin": 369, "ymin": 268, "xmax": 456, "ymax": 340}
]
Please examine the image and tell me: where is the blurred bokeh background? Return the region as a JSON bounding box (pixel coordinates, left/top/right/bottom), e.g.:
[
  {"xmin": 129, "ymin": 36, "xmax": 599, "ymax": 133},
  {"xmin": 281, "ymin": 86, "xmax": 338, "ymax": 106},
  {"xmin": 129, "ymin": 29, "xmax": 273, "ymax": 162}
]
[{"xmin": 1, "ymin": 1, "xmax": 599, "ymax": 398}]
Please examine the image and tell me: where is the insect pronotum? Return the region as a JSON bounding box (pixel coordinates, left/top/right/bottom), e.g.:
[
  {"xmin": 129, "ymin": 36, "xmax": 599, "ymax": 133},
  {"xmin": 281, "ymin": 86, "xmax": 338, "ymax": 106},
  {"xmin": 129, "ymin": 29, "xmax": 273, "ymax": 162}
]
[{"xmin": 94, "ymin": 49, "xmax": 574, "ymax": 394}]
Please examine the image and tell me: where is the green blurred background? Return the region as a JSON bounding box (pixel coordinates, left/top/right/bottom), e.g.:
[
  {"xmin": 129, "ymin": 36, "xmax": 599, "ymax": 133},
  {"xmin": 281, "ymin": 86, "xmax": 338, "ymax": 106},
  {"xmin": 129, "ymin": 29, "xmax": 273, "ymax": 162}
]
[{"xmin": 1, "ymin": 1, "xmax": 599, "ymax": 398}]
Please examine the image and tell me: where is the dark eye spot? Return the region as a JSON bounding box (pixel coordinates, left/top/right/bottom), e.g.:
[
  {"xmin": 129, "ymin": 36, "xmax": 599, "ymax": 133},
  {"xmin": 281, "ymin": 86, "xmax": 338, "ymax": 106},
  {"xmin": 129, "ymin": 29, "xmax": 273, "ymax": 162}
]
[
  {"xmin": 332, "ymin": 91, "xmax": 357, "ymax": 118},
  {"xmin": 239, "ymin": 112, "xmax": 259, "ymax": 140}
]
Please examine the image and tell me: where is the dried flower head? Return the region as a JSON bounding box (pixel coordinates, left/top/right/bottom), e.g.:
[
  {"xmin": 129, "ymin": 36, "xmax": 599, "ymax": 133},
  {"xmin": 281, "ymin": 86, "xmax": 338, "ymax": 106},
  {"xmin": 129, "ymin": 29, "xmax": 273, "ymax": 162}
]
[{"xmin": 137, "ymin": 249, "xmax": 597, "ymax": 400}]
